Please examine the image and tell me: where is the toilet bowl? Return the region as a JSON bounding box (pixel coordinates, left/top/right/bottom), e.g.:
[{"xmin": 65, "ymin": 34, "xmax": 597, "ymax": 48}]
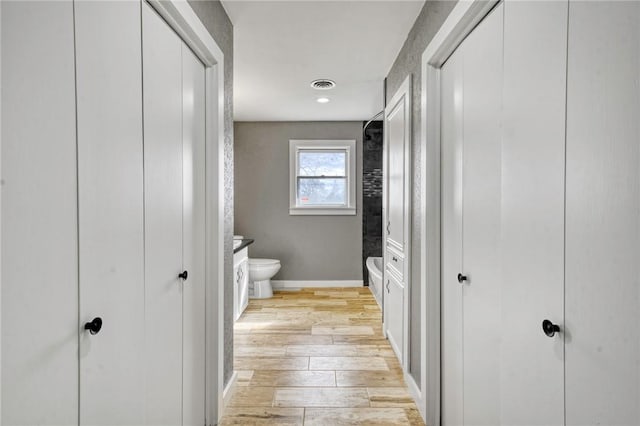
[{"xmin": 248, "ymin": 258, "xmax": 281, "ymax": 299}]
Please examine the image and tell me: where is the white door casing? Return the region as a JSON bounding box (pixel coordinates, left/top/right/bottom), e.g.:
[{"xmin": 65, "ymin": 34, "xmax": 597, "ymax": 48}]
[
  {"xmin": 383, "ymin": 75, "xmax": 411, "ymax": 369},
  {"xmin": 75, "ymin": 1, "xmax": 146, "ymax": 424}
]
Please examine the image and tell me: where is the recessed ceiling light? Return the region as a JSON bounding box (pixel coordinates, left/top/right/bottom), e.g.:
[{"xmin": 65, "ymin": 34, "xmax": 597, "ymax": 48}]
[
  {"xmin": 317, "ymin": 97, "xmax": 330, "ymax": 104},
  {"xmin": 310, "ymin": 79, "xmax": 336, "ymax": 90}
]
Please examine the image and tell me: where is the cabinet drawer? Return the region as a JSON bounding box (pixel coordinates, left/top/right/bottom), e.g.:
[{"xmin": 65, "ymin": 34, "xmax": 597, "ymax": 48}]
[{"xmin": 386, "ymin": 247, "xmax": 404, "ymax": 279}]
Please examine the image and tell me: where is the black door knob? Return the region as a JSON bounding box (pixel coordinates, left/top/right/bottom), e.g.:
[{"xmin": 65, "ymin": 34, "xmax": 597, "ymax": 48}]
[
  {"xmin": 178, "ymin": 270, "xmax": 188, "ymax": 280},
  {"xmin": 84, "ymin": 317, "xmax": 103, "ymax": 335},
  {"xmin": 542, "ymin": 319, "xmax": 560, "ymax": 337},
  {"xmin": 457, "ymin": 273, "xmax": 468, "ymax": 283}
]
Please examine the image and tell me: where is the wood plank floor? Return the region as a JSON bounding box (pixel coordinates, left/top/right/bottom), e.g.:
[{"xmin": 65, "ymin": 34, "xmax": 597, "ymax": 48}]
[{"xmin": 220, "ymin": 287, "xmax": 425, "ymax": 426}]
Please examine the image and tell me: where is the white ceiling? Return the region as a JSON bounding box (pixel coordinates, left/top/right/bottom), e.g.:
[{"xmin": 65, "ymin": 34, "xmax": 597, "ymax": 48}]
[{"xmin": 222, "ymin": 0, "xmax": 425, "ymax": 121}]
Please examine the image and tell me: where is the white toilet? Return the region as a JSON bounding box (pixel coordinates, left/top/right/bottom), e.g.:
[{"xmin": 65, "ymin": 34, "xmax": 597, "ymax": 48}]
[{"xmin": 248, "ymin": 258, "xmax": 281, "ymax": 299}]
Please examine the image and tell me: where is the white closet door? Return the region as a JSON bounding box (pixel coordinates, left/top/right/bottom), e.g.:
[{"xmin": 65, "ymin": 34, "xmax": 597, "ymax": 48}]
[
  {"xmin": 386, "ymin": 99, "xmax": 406, "ymax": 250},
  {"xmin": 384, "ymin": 77, "xmax": 411, "ymax": 367},
  {"xmin": 142, "ymin": 4, "xmax": 184, "ymax": 424},
  {"xmin": 565, "ymin": 3, "xmax": 640, "ymax": 424},
  {"xmin": 460, "ymin": 5, "xmax": 503, "ymax": 424},
  {"xmin": 386, "ymin": 272, "xmax": 405, "ymax": 359},
  {"xmin": 75, "ymin": 1, "xmax": 145, "ymax": 424},
  {"xmin": 182, "ymin": 45, "xmax": 206, "ymax": 426},
  {"xmin": 440, "ymin": 45, "xmax": 464, "ymax": 426},
  {"xmin": 1, "ymin": 2, "xmax": 79, "ymax": 424},
  {"xmin": 500, "ymin": 2, "xmax": 567, "ymax": 424}
]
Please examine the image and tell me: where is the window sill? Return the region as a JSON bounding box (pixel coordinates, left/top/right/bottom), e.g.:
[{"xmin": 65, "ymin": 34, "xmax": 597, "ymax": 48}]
[{"xmin": 289, "ymin": 207, "xmax": 356, "ymax": 216}]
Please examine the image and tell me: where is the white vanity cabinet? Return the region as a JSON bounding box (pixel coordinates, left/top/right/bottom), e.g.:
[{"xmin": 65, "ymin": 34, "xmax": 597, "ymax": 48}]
[{"xmin": 233, "ymin": 247, "xmax": 249, "ymax": 321}]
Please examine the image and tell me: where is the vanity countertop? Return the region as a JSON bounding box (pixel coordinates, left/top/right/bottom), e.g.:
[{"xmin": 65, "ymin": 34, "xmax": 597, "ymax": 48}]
[{"xmin": 233, "ymin": 238, "xmax": 254, "ymax": 254}]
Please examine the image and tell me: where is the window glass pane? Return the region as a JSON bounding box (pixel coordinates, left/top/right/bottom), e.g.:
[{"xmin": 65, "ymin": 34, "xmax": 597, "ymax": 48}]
[
  {"xmin": 297, "ymin": 177, "xmax": 347, "ymax": 205},
  {"xmin": 298, "ymin": 150, "xmax": 346, "ymax": 177}
]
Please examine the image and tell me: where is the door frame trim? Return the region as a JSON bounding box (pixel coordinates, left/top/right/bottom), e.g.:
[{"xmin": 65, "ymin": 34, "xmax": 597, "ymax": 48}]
[
  {"xmin": 419, "ymin": 1, "xmax": 499, "ymax": 425},
  {"xmin": 145, "ymin": 1, "xmax": 226, "ymax": 424}
]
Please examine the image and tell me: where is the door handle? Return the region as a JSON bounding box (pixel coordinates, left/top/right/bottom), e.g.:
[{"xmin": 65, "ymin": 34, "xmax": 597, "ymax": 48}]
[
  {"xmin": 84, "ymin": 317, "xmax": 103, "ymax": 335},
  {"xmin": 386, "ymin": 280, "xmax": 390, "ymax": 293},
  {"xmin": 178, "ymin": 270, "xmax": 188, "ymax": 281},
  {"xmin": 386, "ymin": 222, "xmax": 390, "ymax": 235},
  {"xmin": 542, "ymin": 319, "xmax": 560, "ymax": 337},
  {"xmin": 457, "ymin": 273, "xmax": 468, "ymax": 284}
]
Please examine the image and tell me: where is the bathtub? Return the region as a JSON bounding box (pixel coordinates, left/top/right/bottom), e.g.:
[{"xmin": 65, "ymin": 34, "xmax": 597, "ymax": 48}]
[{"xmin": 366, "ymin": 256, "xmax": 383, "ymax": 308}]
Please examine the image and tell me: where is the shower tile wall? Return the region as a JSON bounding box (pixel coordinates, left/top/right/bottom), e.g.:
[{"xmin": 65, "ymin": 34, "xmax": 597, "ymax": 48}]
[{"xmin": 362, "ymin": 120, "xmax": 383, "ymax": 284}]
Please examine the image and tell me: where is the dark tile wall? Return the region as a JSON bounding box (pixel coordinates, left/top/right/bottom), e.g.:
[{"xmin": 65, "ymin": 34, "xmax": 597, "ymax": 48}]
[{"xmin": 362, "ymin": 120, "xmax": 384, "ymax": 284}]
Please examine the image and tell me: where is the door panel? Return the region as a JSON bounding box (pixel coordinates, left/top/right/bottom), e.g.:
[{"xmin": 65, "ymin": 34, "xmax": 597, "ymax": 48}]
[
  {"xmin": 142, "ymin": 4, "xmax": 184, "ymax": 424},
  {"xmin": 386, "ymin": 101, "xmax": 406, "ymax": 250},
  {"xmin": 386, "ymin": 272, "xmax": 404, "ymax": 360},
  {"xmin": 1, "ymin": 2, "xmax": 79, "ymax": 424},
  {"xmin": 565, "ymin": 2, "xmax": 640, "ymax": 424},
  {"xmin": 75, "ymin": 2, "xmax": 146, "ymax": 424},
  {"xmin": 461, "ymin": 5, "xmax": 503, "ymax": 424},
  {"xmin": 500, "ymin": 2, "xmax": 567, "ymax": 424},
  {"xmin": 182, "ymin": 43, "xmax": 207, "ymax": 426},
  {"xmin": 440, "ymin": 45, "xmax": 464, "ymax": 426}
]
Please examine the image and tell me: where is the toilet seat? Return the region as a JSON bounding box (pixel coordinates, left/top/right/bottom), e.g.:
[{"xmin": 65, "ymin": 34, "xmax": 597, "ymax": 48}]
[{"xmin": 249, "ymin": 258, "xmax": 280, "ymax": 267}]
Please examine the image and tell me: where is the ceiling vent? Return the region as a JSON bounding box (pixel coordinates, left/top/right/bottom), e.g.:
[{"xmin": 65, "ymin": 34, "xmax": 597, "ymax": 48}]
[{"xmin": 310, "ymin": 79, "xmax": 336, "ymax": 90}]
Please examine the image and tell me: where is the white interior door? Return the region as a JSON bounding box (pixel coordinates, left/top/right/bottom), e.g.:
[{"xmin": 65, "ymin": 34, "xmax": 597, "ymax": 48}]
[
  {"xmin": 386, "ymin": 100, "xmax": 406, "ymax": 250},
  {"xmin": 1, "ymin": 2, "xmax": 79, "ymax": 424},
  {"xmin": 565, "ymin": 3, "xmax": 640, "ymax": 424},
  {"xmin": 440, "ymin": 43, "xmax": 464, "ymax": 426},
  {"xmin": 182, "ymin": 43, "xmax": 207, "ymax": 426},
  {"xmin": 142, "ymin": 4, "xmax": 184, "ymax": 424},
  {"xmin": 75, "ymin": 2, "xmax": 146, "ymax": 424},
  {"xmin": 440, "ymin": 5, "xmax": 503, "ymax": 424},
  {"xmin": 460, "ymin": 6, "xmax": 503, "ymax": 424},
  {"xmin": 386, "ymin": 272, "xmax": 405, "ymax": 360},
  {"xmin": 500, "ymin": 2, "xmax": 567, "ymax": 424}
]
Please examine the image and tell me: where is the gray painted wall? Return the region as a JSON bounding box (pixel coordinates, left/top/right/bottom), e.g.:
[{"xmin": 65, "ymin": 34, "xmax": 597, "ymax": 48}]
[
  {"xmin": 187, "ymin": 0, "xmax": 235, "ymax": 386},
  {"xmin": 385, "ymin": 0, "xmax": 458, "ymax": 386},
  {"xmin": 234, "ymin": 121, "xmax": 363, "ymax": 282}
]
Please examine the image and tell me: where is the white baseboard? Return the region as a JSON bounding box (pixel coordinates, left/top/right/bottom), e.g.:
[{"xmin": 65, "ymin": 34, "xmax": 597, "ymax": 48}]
[
  {"xmin": 221, "ymin": 370, "xmax": 238, "ymax": 411},
  {"xmin": 405, "ymin": 371, "xmax": 426, "ymax": 422},
  {"xmin": 271, "ymin": 280, "xmax": 363, "ymax": 289}
]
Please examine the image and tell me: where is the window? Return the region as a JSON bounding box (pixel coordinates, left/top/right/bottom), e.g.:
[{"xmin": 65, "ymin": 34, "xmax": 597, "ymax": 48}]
[{"xmin": 289, "ymin": 139, "xmax": 356, "ymax": 215}]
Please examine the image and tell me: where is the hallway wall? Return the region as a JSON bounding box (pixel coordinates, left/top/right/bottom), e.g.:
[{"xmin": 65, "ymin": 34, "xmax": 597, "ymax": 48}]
[
  {"xmin": 234, "ymin": 121, "xmax": 363, "ymax": 282},
  {"xmin": 385, "ymin": 0, "xmax": 458, "ymax": 387}
]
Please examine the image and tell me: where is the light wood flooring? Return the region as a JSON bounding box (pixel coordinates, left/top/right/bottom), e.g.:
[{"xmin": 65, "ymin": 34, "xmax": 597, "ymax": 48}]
[{"xmin": 220, "ymin": 287, "xmax": 425, "ymax": 426}]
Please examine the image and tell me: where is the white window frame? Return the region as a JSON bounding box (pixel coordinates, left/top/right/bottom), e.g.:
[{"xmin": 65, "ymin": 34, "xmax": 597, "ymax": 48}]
[{"xmin": 289, "ymin": 139, "xmax": 357, "ymax": 216}]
